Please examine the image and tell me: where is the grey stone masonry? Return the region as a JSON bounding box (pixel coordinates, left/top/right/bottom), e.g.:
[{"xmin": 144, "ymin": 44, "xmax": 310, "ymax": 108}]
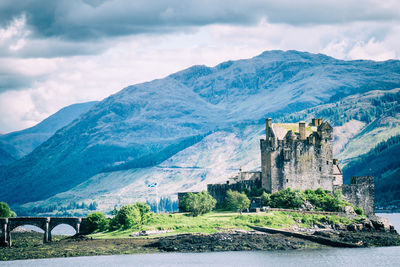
[
  {"xmin": 0, "ymin": 217, "xmax": 82, "ymax": 247},
  {"xmin": 260, "ymin": 118, "xmax": 343, "ymax": 193},
  {"xmin": 339, "ymin": 176, "xmax": 375, "ymax": 215},
  {"xmin": 207, "ymin": 180, "xmax": 260, "ymax": 208}
]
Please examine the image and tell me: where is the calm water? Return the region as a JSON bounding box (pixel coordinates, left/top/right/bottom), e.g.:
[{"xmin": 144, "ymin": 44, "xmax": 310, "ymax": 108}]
[{"xmin": 1, "ymin": 213, "xmax": 399, "ymax": 267}]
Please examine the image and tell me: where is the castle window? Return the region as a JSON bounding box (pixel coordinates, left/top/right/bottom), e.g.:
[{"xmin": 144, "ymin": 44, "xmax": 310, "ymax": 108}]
[
  {"xmin": 286, "ymin": 179, "xmax": 288, "ymax": 183},
  {"xmin": 326, "ymin": 161, "xmax": 329, "ymax": 165},
  {"xmin": 319, "ymin": 167, "xmax": 322, "ymax": 171}
]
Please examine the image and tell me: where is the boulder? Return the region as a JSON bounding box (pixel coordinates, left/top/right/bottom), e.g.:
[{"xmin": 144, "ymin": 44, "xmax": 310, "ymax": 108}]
[
  {"xmin": 369, "ymin": 215, "xmax": 392, "ymax": 232},
  {"xmin": 300, "ymin": 200, "xmax": 314, "ymax": 211},
  {"xmin": 344, "ymin": 206, "xmax": 356, "ymax": 216}
]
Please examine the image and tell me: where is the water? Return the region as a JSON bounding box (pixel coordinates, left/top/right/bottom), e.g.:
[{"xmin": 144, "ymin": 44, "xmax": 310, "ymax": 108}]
[{"xmin": 1, "ymin": 213, "xmax": 399, "ymax": 267}]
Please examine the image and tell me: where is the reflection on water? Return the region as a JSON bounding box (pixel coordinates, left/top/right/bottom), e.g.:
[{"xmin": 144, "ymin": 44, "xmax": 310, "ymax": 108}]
[{"xmin": 1, "ymin": 213, "xmax": 399, "ymax": 267}]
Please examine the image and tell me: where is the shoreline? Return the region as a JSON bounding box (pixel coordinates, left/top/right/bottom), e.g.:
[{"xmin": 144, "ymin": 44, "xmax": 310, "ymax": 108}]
[{"xmin": 1, "ymin": 228, "xmax": 400, "ymax": 261}]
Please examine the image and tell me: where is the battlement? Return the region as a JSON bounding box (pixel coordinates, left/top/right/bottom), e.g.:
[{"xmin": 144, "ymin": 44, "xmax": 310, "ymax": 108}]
[{"xmin": 350, "ymin": 176, "xmax": 374, "ymax": 185}]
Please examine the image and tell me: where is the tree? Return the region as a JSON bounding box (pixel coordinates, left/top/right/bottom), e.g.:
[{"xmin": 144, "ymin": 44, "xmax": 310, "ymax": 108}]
[
  {"xmin": 225, "ymin": 190, "xmax": 250, "ymax": 213},
  {"xmin": 84, "ymin": 212, "xmax": 109, "ymax": 233},
  {"xmin": 134, "ymin": 202, "xmax": 151, "ymax": 223},
  {"xmin": 269, "ymin": 188, "xmax": 304, "ymax": 209},
  {"xmin": 0, "ymin": 202, "xmax": 16, "ymax": 218},
  {"xmin": 110, "ymin": 204, "xmax": 141, "ymax": 229},
  {"xmin": 181, "ymin": 191, "xmax": 216, "ymax": 216},
  {"xmin": 261, "ymin": 192, "xmax": 271, "ymax": 206}
]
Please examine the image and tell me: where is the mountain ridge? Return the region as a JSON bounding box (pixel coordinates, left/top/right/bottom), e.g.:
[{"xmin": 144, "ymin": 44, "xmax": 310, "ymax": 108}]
[{"xmin": 2, "ymin": 50, "xmax": 400, "ymax": 207}]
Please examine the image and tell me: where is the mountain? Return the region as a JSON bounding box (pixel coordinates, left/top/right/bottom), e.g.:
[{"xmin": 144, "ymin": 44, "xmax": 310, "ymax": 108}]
[
  {"xmin": 2, "ymin": 50, "xmax": 400, "ymax": 211},
  {"xmin": 0, "ymin": 101, "xmax": 98, "ymax": 164},
  {"xmin": 0, "ymin": 146, "xmax": 16, "ymax": 166},
  {"xmin": 20, "ymin": 88, "xmax": 400, "ymax": 214}
]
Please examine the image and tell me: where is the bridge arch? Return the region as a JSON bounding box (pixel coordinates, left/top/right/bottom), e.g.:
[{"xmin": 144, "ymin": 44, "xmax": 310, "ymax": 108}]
[
  {"xmin": 8, "ymin": 218, "xmax": 48, "ymax": 233},
  {"xmin": 1, "ymin": 217, "xmax": 83, "ymax": 247},
  {"xmin": 50, "ymin": 223, "xmax": 77, "ymax": 237}
]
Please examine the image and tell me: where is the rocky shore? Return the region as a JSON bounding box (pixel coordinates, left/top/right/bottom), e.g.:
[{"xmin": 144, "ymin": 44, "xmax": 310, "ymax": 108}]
[{"xmin": 1, "ymin": 215, "xmax": 399, "ymax": 261}]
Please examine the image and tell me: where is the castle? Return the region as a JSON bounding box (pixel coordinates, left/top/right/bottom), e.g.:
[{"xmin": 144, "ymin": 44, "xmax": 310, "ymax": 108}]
[
  {"xmin": 205, "ymin": 118, "xmax": 375, "ymax": 215},
  {"xmin": 261, "ymin": 118, "xmax": 342, "ymax": 192}
]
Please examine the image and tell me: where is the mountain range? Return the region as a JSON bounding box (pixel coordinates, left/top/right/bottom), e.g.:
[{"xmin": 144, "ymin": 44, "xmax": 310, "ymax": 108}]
[
  {"xmin": 0, "ymin": 101, "xmax": 98, "ymax": 166},
  {"xmin": 0, "ymin": 50, "xmax": 399, "ymax": 214}
]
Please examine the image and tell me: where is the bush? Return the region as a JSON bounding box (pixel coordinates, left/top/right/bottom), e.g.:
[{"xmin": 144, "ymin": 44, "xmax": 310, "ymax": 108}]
[
  {"xmin": 181, "ymin": 191, "xmax": 216, "ymax": 216},
  {"xmin": 0, "ymin": 202, "xmax": 16, "ymax": 218},
  {"xmin": 261, "ymin": 192, "xmax": 271, "ymax": 206},
  {"xmin": 354, "ymin": 206, "xmax": 364, "ymax": 215},
  {"xmin": 304, "ymin": 188, "xmax": 348, "ymax": 212},
  {"xmin": 269, "ymin": 188, "xmax": 304, "ymax": 209},
  {"xmin": 225, "ymin": 190, "xmax": 250, "ymax": 212},
  {"xmin": 110, "ymin": 204, "xmax": 141, "ymax": 229},
  {"xmin": 85, "ymin": 212, "xmax": 109, "ymax": 233},
  {"xmin": 134, "ymin": 202, "xmax": 151, "ymax": 223}
]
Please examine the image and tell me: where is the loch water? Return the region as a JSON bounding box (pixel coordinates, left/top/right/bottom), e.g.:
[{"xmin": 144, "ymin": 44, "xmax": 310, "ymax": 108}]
[{"xmin": 1, "ymin": 213, "xmax": 400, "ymax": 267}]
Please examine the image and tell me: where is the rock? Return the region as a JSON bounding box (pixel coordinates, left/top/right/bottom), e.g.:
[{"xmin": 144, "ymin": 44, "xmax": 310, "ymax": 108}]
[
  {"xmin": 334, "ymin": 223, "xmax": 347, "ymax": 231},
  {"xmin": 130, "ymin": 229, "xmax": 173, "ymax": 237},
  {"xmin": 344, "ymin": 206, "xmax": 356, "ymax": 215},
  {"xmin": 362, "ymin": 220, "xmax": 374, "ymax": 231},
  {"xmin": 355, "ymin": 224, "xmax": 364, "ymax": 231},
  {"xmin": 369, "ymin": 216, "xmax": 393, "ymax": 232},
  {"xmin": 347, "ymin": 224, "xmax": 355, "ymax": 231},
  {"xmin": 301, "ymin": 201, "xmax": 315, "ymax": 211}
]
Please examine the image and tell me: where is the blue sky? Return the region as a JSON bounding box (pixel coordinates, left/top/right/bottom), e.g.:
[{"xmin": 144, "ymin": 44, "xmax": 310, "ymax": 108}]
[{"xmin": 0, "ymin": 0, "xmax": 400, "ymax": 132}]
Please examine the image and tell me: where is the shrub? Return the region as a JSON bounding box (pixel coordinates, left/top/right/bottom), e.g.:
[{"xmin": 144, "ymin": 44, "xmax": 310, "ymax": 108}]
[
  {"xmin": 181, "ymin": 191, "xmax": 216, "ymax": 216},
  {"xmin": 269, "ymin": 188, "xmax": 304, "ymax": 209},
  {"xmin": 134, "ymin": 202, "xmax": 151, "ymax": 223},
  {"xmin": 225, "ymin": 190, "xmax": 250, "ymax": 213},
  {"xmin": 261, "ymin": 192, "xmax": 271, "ymax": 206},
  {"xmin": 0, "ymin": 202, "xmax": 16, "ymax": 218},
  {"xmin": 110, "ymin": 204, "xmax": 141, "ymax": 229},
  {"xmin": 354, "ymin": 206, "xmax": 364, "ymax": 215},
  {"xmin": 85, "ymin": 212, "xmax": 109, "ymax": 233},
  {"xmin": 304, "ymin": 188, "xmax": 348, "ymax": 212}
]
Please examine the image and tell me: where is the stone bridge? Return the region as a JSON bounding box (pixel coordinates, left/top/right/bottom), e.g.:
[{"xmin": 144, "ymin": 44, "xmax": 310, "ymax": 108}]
[{"xmin": 0, "ymin": 217, "xmax": 83, "ymax": 247}]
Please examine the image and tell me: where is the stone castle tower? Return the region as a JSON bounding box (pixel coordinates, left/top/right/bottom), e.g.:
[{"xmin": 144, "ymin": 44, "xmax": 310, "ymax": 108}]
[{"xmin": 260, "ymin": 118, "xmax": 343, "ymax": 193}]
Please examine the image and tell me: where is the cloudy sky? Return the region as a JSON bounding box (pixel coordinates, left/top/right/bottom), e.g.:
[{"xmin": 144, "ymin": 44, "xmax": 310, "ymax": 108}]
[{"xmin": 0, "ymin": 0, "xmax": 400, "ymax": 133}]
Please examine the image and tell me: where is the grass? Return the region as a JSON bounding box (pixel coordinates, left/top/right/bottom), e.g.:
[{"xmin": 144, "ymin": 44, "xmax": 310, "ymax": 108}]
[{"xmin": 90, "ymin": 211, "xmax": 358, "ymax": 239}]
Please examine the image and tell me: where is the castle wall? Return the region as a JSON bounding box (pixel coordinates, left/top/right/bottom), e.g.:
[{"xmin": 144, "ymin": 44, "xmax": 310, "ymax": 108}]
[
  {"xmin": 239, "ymin": 172, "xmax": 261, "ymax": 181},
  {"xmin": 339, "ymin": 176, "xmax": 375, "ymax": 215},
  {"xmin": 207, "ymin": 180, "xmax": 259, "ymax": 208},
  {"xmin": 261, "ymin": 136, "xmax": 336, "ymax": 193}
]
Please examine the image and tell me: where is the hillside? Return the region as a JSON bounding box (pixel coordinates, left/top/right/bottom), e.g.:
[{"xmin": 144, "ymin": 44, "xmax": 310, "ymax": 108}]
[
  {"xmin": 343, "ymin": 135, "xmax": 400, "ymax": 208},
  {"xmin": 1, "ymin": 50, "xmax": 397, "ymax": 214},
  {"xmin": 0, "ymin": 101, "xmax": 98, "ymax": 163},
  {"xmin": 20, "ymin": 87, "xmax": 400, "ymax": 214}
]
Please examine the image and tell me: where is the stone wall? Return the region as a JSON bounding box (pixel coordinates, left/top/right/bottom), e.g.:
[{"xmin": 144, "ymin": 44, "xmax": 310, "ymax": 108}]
[
  {"xmin": 261, "ymin": 129, "xmax": 337, "ymax": 193},
  {"xmin": 339, "ymin": 176, "xmax": 375, "ymax": 215},
  {"xmin": 207, "ymin": 180, "xmax": 259, "ymax": 208}
]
